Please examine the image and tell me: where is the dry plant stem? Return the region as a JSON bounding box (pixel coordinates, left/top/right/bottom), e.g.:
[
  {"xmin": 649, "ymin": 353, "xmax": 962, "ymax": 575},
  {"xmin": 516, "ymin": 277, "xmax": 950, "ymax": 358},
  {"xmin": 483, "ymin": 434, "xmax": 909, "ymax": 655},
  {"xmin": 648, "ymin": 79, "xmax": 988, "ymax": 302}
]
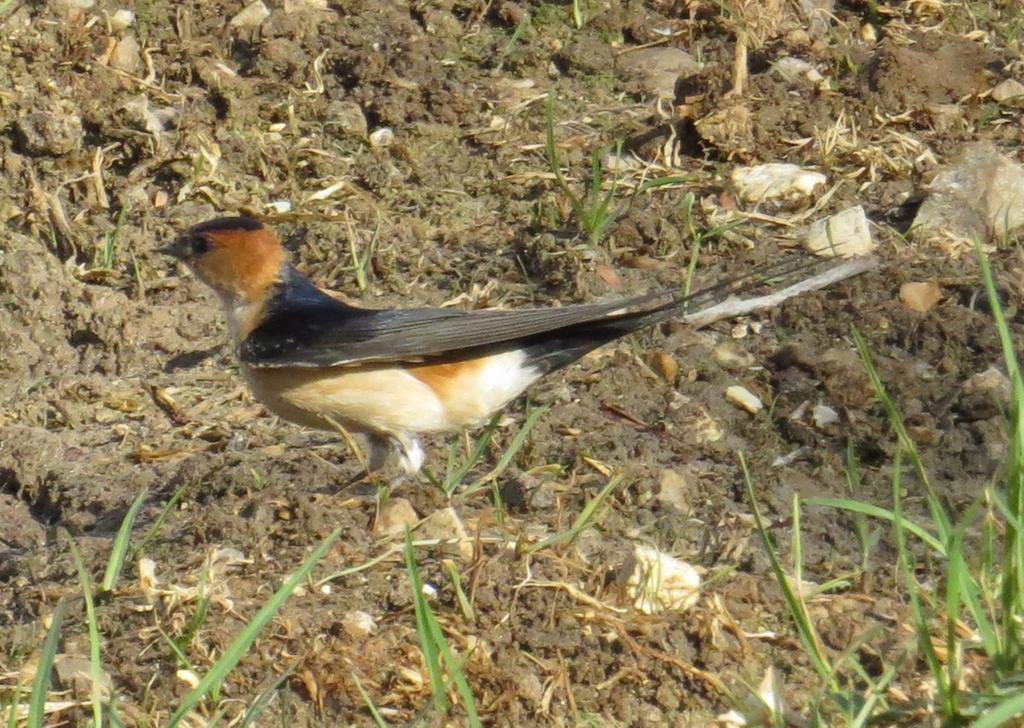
[
  {"xmin": 323, "ymin": 414, "xmax": 370, "ymax": 474},
  {"xmin": 732, "ymin": 29, "xmax": 749, "ymax": 96},
  {"xmin": 684, "ymin": 256, "xmax": 880, "ymax": 328}
]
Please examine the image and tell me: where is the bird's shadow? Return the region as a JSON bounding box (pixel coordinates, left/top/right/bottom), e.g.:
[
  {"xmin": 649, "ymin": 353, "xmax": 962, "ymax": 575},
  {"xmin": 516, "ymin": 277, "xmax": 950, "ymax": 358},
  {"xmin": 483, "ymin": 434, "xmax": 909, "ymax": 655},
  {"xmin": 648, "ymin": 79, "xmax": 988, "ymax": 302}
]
[{"xmin": 163, "ymin": 346, "xmax": 222, "ymax": 372}]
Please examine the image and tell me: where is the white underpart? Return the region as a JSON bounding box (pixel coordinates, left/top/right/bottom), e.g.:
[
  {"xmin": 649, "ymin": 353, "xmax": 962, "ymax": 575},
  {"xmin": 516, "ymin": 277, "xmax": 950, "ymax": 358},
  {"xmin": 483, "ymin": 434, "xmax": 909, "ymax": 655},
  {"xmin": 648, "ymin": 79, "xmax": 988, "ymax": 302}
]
[
  {"xmin": 219, "ymin": 293, "xmax": 257, "ymax": 344},
  {"xmin": 468, "ymin": 350, "xmax": 543, "ymax": 426}
]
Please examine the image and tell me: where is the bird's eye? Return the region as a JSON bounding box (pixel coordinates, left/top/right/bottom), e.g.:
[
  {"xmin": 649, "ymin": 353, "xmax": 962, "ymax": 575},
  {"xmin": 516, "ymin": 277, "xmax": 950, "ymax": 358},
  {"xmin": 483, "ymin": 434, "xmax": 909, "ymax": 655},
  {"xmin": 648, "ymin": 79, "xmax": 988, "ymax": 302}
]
[{"xmin": 191, "ymin": 236, "xmax": 213, "ymax": 255}]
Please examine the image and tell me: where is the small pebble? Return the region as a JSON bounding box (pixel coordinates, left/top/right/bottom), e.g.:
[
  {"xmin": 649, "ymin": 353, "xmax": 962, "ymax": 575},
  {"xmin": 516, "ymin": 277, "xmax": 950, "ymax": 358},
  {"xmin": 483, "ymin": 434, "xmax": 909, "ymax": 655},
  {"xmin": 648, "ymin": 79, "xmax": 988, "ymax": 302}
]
[
  {"xmin": 650, "ymin": 351, "xmax": 678, "ymax": 381},
  {"xmin": 372, "ymin": 498, "xmax": 418, "ymax": 538},
  {"xmin": 109, "ymin": 8, "xmax": 135, "ymax": 31},
  {"xmin": 369, "ymin": 127, "xmax": 394, "ymax": 148},
  {"xmin": 657, "ymin": 469, "xmax": 689, "ymax": 512},
  {"xmin": 714, "ymin": 341, "xmax": 755, "ymax": 370},
  {"xmin": 732, "ymin": 163, "xmax": 826, "ymax": 203},
  {"xmin": 327, "ymin": 99, "xmax": 367, "ymax": 138},
  {"xmin": 110, "ymin": 35, "xmax": 142, "ymax": 74},
  {"xmin": 899, "ymin": 281, "xmax": 941, "ymax": 312},
  {"xmin": 913, "ymin": 142, "xmax": 1024, "ymax": 250},
  {"xmin": 419, "ymin": 507, "xmax": 472, "ymax": 560},
  {"xmin": 623, "ymin": 545, "xmax": 701, "ymax": 614},
  {"xmin": 963, "ymin": 365, "xmax": 1012, "ymax": 401},
  {"xmin": 725, "ymin": 385, "xmax": 763, "ymax": 414},
  {"xmin": 812, "ymin": 404, "xmax": 839, "ymax": 427},
  {"xmin": 230, "ymin": 0, "xmax": 270, "ymax": 28},
  {"xmin": 992, "ymin": 78, "xmax": 1024, "ymax": 103},
  {"xmin": 342, "ymin": 610, "xmax": 377, "ymax": 638},
  {"xmin": 805, "ymin": 205, "xmax": 875, "ymax": 258},
  {"xmin": 615, "ymin": 47, "xmax": 702, "ymax": 101},
  {"xmin": 772, "ymin": 57, "xmax": 824, "ymax": 87}
]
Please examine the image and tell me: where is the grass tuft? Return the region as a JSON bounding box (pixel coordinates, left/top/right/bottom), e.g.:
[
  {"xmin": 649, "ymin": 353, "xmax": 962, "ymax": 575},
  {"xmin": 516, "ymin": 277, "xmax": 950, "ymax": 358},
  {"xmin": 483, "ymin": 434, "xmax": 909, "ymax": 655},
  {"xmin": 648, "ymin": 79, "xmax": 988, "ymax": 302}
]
[
  {"xmin": 403, "ymin": 530, "xmax": 481, "ymax": 726},
  {"xmin": 544, "ymin": 93, "xmax": 619, "ymax": 248},
  {"xmin": 753, "ymin": 241, "xmax": 1024, "ymax": 723}
]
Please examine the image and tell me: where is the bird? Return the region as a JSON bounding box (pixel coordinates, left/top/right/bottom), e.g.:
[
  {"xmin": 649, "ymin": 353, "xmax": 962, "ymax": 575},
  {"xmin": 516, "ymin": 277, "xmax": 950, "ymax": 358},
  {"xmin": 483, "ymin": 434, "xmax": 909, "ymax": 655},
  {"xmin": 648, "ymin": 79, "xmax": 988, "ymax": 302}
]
[{"xmin": 160, "ymin": 216, "xmax": 795, "ymax": 475}]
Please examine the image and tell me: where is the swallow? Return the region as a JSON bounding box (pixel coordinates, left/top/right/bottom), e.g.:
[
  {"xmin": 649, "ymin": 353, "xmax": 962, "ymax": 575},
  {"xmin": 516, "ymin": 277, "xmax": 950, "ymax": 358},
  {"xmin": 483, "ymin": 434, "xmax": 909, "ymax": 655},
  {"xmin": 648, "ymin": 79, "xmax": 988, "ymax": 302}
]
[{"xmin": 160, "ymin": 216, "xmax": 788, "ymax": 474}]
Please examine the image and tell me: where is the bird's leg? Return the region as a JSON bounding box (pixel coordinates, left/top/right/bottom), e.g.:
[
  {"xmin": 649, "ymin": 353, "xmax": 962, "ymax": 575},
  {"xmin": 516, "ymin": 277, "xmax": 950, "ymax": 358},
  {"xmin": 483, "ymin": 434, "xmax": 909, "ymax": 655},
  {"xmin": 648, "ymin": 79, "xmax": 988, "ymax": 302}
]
[{"xmin": 389, "ymin": 432, "xmax": 425, "ymax": 476}]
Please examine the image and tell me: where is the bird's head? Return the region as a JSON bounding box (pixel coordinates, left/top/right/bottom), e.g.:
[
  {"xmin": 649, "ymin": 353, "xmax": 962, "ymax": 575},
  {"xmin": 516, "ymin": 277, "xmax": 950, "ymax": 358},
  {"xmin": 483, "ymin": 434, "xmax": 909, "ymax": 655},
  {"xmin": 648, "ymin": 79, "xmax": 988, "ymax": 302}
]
[{"xmin": 161, "ymin": 216, "xmax": 286, "ymax": 302}]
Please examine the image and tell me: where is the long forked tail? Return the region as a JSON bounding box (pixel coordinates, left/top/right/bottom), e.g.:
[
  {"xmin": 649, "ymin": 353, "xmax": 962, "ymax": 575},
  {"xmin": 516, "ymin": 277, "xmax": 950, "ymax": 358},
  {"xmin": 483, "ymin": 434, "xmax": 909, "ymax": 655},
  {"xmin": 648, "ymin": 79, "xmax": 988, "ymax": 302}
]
[{"xmin": 521, "ymin": 253, "xmax": 879, "ymax": 374}]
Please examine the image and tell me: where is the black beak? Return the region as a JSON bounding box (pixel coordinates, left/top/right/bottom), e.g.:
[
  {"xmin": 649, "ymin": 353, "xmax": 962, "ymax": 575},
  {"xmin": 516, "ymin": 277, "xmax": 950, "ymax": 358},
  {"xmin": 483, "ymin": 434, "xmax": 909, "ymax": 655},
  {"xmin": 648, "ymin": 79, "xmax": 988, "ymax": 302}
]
[{"xmin": 157, "ymin": 237, "xmax": 190, "ymax": 260}]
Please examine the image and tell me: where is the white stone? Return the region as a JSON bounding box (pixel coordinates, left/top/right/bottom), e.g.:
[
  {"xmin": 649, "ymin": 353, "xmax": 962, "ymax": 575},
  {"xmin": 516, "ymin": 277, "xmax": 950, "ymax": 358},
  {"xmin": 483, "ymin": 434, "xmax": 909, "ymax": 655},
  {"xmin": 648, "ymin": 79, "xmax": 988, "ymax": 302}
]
[
  {"xmin": 230, "ymin": 0, "xmax": 270, "ymax": 28},
  {"xmin": 369, "ymin": 127, "xmax": 395, "ymax": 148},
  {"xmin": 342, "ymin": 610, "xmax": 377, "ymax": 638},
  {"xmin": 328, "ymin": 99, "xmax": 367, "ymax": 138},
  {"xmin": 284, "ymin": 0, "xmax": 328, "ymax": 11},
  {"xmin": 732, "ymin": 163, "xmax": 826, "ymax": 203},
  {"xmin": 812, "ymin": 404, "xmax": 839, "ymax": 427},
  {"xmin": 725, "ymin": 385, "xmax": 763, "ymax": 414},
  {"xmin": 991, "ymin": 78, "xmax": 1024, "ymax": 103},
  {"xmin": 54, "ymin": 0, "xmax": 94, "ymax": 10},
  {"xmin": 714, "ymin": 341, "xmax": 755, "ymax": 370},
  {"xmin": 805, "ymin": 204, "xmax": 875, "ymax": 258},
  {"xmin": 624, "ymin": 545, "xmax": 701, "ymax": 614},
  {"xmin": 109, "ymin": 9, "xmax": 135, "ymax": 31},
  {"xmin": 772, "ymin": 57, "xmax": 824, "ymax": 86},
  {"xmin": 657, "ymin": 469, "xmax": 689, "ymax": 512}
]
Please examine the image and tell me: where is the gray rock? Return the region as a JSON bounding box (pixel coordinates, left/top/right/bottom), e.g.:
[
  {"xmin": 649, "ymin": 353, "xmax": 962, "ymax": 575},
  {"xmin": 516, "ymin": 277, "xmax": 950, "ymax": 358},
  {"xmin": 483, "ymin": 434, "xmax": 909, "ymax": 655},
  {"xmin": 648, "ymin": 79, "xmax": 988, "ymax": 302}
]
[
  {"xmin": 616, "ymin": 47, "xmax": 702, "ymax": 101},
  {"xmin": 913, "ymin": 142, "xmax": 1024, "ymax": 249}
]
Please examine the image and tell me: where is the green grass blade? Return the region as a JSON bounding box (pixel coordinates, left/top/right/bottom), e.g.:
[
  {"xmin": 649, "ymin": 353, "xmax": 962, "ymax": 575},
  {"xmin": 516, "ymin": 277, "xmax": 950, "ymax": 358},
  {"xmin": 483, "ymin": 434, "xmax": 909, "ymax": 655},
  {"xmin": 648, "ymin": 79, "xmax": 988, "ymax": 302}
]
[
  {"xmin": 5, "ymin": 683, "xmax": 22, "ymax": 728},
  {"xmin": 404, "ymin": 531, "xmax": 448, "ymax": 713},
  {"xmin": 443, "ymin": 560, "xmax": 476, "ymax": 623},
  {"xmin": 102, "ymin": 487, "xmax": 149, "ymax": 593},
  {"xmin": 352, "ymin": 673, "xmax": 391, "ymax": 728},
  {"xmin": 971, "ymin": 689, "xmax": 1024, "ymax": 728},
  {"xmin": 741, "ymin": 454, "xmax": 834, "ymax": 687},
  {"xmin": 238, "ymin": 669, "xmax": 295, "ymax": 728},
  {"xmin": 544, "ymin": 92, "xmax": 581, "ymax": 216},
  {"xmin": 465, "ymin": 404, "xmax": 548, "ymax": 496},
  {"xmin": 803, "ymin": 497, "xmax": 945, "ymax": 555},
  {"xmin": 844, "ymin": 439, "xmax": 875, "ymax": 571},
  {"xmin": 947, "ymin": 498, "xmax": 1000, "ymax": 661},
  {"xmin": 525, "ymin": 474, "xmax": 623, "ymax": 553},
  {"xmin": 403, "ymin": 531, "xmax": 480, "ymax": 726},
  {"xmin": 850, "ymin": 649, "xmax": 903, "ymax": 727},
  {"xmin": 448, "ymin": 413, "xmax": 502, "ymax": 493},
  {"xmin": 108, "ymin": 695, "xmax": 126, "ymax": 728},
  {"xmin": 890, "ymin": 451, "xmax": 954, "ymax": 715},
  {"xmin": 634, "ymin": 175, "xmax": 689, "ymax": 194},
  {"xmin": 976, "ymin": 240, "xmax": 1024, "ymax": 666},
  {"xmin": 854, "ymin": 328, "xmax": 953, "ymax": 543},
  {"xmin": 135, "ymin": 485, "xmax": 186, "ymax": 557},
  {"xmin": 976, "ymin": 240, "xmax": 1022, "ymax": 386},
  {"xmin": 425, "ymin": 605, "xmax": 481, "ymax": 727},
  {"xmin": 165, "ymin": 527, "xmax": 341, "ymax": 727},
  {"xmin": 65, "ymin": 533, "xmax": 104, "ymax": 728},
  {"xmin": 28, "ymin": 597, "xmax": 66, "ymax": 728}
]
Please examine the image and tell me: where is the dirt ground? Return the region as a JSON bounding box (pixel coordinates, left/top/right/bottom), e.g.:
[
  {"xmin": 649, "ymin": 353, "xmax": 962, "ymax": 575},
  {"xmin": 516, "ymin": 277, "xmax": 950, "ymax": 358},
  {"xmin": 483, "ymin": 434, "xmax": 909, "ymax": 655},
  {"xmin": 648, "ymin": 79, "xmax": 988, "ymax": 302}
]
[{"xmin": 2, "ymin": 0, "xmax": 1024, "ymax": 725}]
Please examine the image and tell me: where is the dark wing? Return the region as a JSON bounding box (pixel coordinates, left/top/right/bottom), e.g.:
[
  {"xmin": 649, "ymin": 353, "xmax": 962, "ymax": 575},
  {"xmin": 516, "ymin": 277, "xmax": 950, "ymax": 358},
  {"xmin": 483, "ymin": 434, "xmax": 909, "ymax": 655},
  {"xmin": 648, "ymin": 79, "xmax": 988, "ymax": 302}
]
[
  {"xmin": 241, "ymin": 254, "xmax": 822, "ymax": 369},
  {"xmin": 239, "ymin": 267, "xmax": 678, "ymax": 368}
]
